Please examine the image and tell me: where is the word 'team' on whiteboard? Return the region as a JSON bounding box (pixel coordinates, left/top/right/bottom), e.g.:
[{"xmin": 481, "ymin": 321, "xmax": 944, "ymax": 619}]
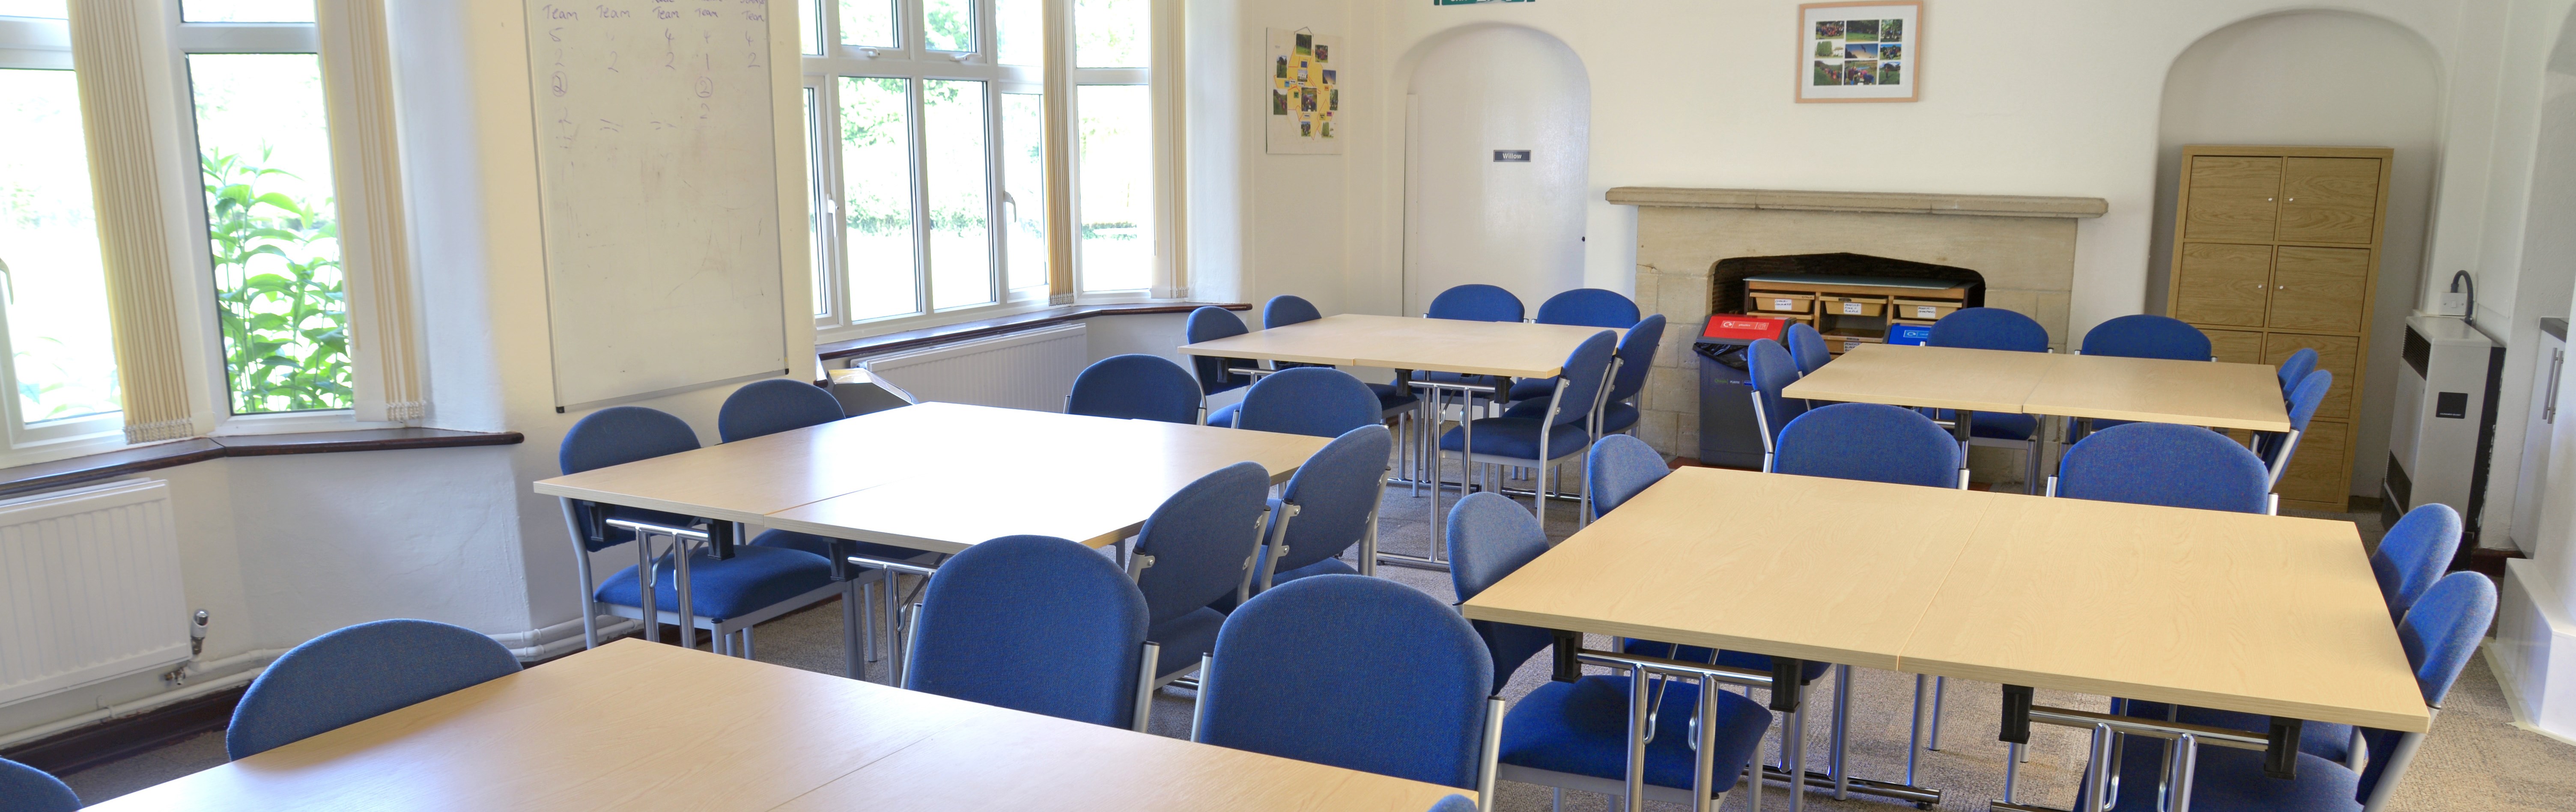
[{"xmin": 525, "ymin": 0, "xmax": 791, "ymax": 409}]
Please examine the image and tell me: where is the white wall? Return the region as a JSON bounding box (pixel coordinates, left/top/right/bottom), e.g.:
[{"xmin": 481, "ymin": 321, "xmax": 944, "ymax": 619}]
[
  {"xmin": 1402, "ymin": 25, "xmax": 1590, "ymax": 315},
  {"xmin": 2145, "ymin": 9, "xmax": 2442, "ymax": 503}
]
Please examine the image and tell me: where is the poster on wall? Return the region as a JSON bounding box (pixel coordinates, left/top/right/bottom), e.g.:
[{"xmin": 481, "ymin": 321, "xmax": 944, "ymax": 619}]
[
  {"xmin": 1799, "ymin": 1, "xmax": 1921, "ymax": 103},
  {"xmin": 1267, "ymin": 29, "xmax": 1343, "ymax": 155}
]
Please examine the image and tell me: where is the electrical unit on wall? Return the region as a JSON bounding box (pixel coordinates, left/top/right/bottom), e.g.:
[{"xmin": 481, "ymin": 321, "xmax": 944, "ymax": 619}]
[{"xmin": 2383, "ymin": 315, "xmax": 2506, "ymax": 556}]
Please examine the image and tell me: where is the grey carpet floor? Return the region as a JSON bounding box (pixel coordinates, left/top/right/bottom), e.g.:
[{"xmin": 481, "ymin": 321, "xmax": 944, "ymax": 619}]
[{"xmin": 59, "ymin": 482, "xmax": 2576, "ymax": 810}]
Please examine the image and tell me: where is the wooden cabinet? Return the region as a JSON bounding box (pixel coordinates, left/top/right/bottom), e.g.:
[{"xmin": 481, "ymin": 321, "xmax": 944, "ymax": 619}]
[{"xmin": 2167, "ymin": 146, "xmax": 2392, "ymax": 512}]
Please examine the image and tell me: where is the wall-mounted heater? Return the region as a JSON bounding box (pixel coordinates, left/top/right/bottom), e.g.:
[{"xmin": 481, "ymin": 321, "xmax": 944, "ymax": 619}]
[{"xmin": 2383, "ymin": 315, "xmax": 2506, "ymax": 558}]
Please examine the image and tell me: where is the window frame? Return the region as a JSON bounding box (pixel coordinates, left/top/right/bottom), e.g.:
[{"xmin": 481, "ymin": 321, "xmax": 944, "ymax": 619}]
[
  {"xmin": 800, "ymin": 0, "xmax": 1172, "ymax": 345},
  {"xmin": 0, "ymin": 12, "xmax": 128, "ymax": 456}
]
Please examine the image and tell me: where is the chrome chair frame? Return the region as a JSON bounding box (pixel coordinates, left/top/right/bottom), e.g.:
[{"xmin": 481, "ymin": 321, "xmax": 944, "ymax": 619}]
[{"xmin": 586, "ymin": 518, "xmax": 850, "ymax": 660}]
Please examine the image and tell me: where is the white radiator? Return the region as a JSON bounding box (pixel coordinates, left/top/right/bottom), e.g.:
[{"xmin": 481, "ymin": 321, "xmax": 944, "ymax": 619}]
[
  {"xmin": 859, "ymin": 323, "xmax": 1088, "ymax": 413},
  {"xmin": 0, "ymin": 479, "xmax": 188, "ymax": 706}
]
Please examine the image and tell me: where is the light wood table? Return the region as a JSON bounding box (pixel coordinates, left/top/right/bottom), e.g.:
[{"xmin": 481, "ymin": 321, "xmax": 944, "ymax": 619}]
[
  {"xmin": 90, "ymin": 640, "xmax": 1467, "ymax": 812},
  {"xmin": 1178, "ymin": 313, "xmax": 1625, "ymax": 559},
  {"xmin": 1781, "ymin": 344, "xmax": 2058, "ymax": 413},
  {"xmin": 2021, "ymin": 353, "xmax": 2292, "ymax": 432}
]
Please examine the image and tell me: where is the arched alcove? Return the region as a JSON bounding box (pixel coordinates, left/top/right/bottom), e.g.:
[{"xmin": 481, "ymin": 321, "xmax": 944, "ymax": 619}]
[
  {"xmin": 1401, "ymin": 26, "xmax": 1589, "ymax": 316},
  {"xmin": 2147, "ymin": 10, "xmax": 2442, "ymax": 503}
]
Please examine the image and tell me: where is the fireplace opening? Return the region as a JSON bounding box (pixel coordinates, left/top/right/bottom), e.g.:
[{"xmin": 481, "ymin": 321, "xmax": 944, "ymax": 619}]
[
  {"xmin": 1708, "ymin": 252, "xmax": 1985, "ymax": 316},
  {"xmin": 1707, "ymin": 253, "xmax": 1986, "ymax": 356}
]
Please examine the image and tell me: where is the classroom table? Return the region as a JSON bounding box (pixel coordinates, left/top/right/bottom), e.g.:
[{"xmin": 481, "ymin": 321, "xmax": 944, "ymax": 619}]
[
  {"xmin": 87, "ymin": 639, "xmax": 1469, "ymax": 812},
  {"xmin": 1782, "ymin": 344, "xmax": 2291, "ymax": 433},
  {"xmin": 1178, "ymin": 313, "xmax": 1623, "ymax": 562},
  {"xmin": 1459, "ymin": 466, "xmax": 2424, "ymax": 812}
]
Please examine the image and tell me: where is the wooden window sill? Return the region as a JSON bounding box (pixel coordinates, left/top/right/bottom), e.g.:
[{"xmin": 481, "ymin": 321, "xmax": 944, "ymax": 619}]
[{"xmin": 0, "ymin": 428, "xmax": 523, "ymax": 499}]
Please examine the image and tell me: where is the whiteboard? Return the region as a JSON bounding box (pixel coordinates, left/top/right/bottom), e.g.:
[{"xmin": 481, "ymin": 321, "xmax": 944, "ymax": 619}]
[{"xmin": 525, "ymin": 0, "xmax": 789, "ymax": 409}]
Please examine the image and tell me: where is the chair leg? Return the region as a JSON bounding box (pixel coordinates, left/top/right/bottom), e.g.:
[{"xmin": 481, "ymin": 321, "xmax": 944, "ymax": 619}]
[
  {"xmin": 741, "ymin": 625, "xmax": 755, "ymax": 660},
  {"xmin": 1928, "ymin": 675, "xmax": 1947, "ymax": 750},
  {"xmin": 860, "ymin": 579, "xmax": 879, "ymax": 663}
]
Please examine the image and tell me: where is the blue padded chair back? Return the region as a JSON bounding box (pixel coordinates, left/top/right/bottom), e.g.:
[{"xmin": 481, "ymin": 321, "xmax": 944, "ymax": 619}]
[
  {"xmin": 2372, "ymin": 503, "xmax": 2463, "ymax": 622},
  {"xmin": 1544, "ymin": 331, "xmax": 1620, "ymax": 427},
  {"xmin": 1185, "ymin": 306, "xmax": 1254, "ymax": 396},
  {"xmin": 1604, "ymin": 314, "xmax": 1667, "ymax": 403},
  {"xmin": 1746, "ymin": 339, "xmax": 1808, "ymax": 441},
  {"xmin": 718, "ymin": 379, "xmax": 845, "ymax": 443},
  {"xmin": 2287, "ymin": 369, "xmax": 2330, "ymax": 431},
  {"xmin": 1534, "ymin": 288, "xmax": 1640, "ymax": 328},
  {"xmin": 1428, "ymin": 794, "xmax": 1478, "ymax": 812},
  {"xmin": 1199, "ymin": 575, "xmax": 1493, "ymax": 789},
  {"xmin": 1786, "ymin": 321, "xmax": 1832, "ymax": 375},
  {"xmin": 1133, "ymin": 461, "xmax": 1273, "ymax": 625},
  {"xmin": 1775, "ymin": 403, "xmax": 1961, "ymax": 488},
  {"xmin": 2057, "ymin": 422, "xmax": 2270, "ymax": 513},
  {"xmin": 227, "ymin": 619, "xmax": 522, "ymax": 759},
  {"xmin": 1268, "ymin": 425, "xmax": 1393, "ymax": 574},
  {"xmin": 0, "ymin": 758, "xmax": 77, "ymax": 812},
  {"xmin": 2080, "ymin": 314, "xmax": 2211, "ymax": 361},
  {"xmin": 1237, "ymin": 367, "xmax": 1381, "ymax": 438},
  {"xmin": 1264, "ymin": 294, "xmax": 1324, "ymax": 328},
  {"xmin": 905, "ymin": 535, "xmax": 1150, "ymax": 727},
  {"xmin": 1067, "ymin": 354, "xmax": 1202, "ymax": 424},
  {"xmin": 1929, "ymin": 307, "xmax": 2050, "ymax": 352},
  {"xmin": 1586, "ymin": 433, "xmax": 1668, "ymax": 518},
  {"xmin": 1447, "ymin": 492, "xmax": 1556, "ymax": 691},
  {"xmin": 2277, "ymin": 347, "xmax": 2319, "ymax": 396},
  {"xmin": 561, "ymin": 405, "xmax": 698, "ymax": 475},
  {"xmin": 2356, "ymin": 571, "xmax": 2498, "ymax": 801},
  {"xmin": 1426, "ymin": 283, "xmax": 1525, "ymax": 322}
]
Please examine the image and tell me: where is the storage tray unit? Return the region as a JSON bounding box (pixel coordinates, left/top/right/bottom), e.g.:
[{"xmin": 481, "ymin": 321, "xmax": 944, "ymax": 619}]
[{"xmin": 1740, "ymin": 274, "xmax": 1978, "ymax": 356}]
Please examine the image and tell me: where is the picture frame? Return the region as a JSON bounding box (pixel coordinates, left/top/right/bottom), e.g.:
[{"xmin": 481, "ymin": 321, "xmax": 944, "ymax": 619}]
[{"xmin": 1798, "ymin": 1, "xmax": 1921, "ymax": 103}]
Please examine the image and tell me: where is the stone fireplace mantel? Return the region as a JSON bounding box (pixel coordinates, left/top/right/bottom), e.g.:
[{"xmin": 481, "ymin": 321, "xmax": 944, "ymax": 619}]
[{"xmin": 1612, "ymin": 186, "xmax": 2109, "ymax": 461}]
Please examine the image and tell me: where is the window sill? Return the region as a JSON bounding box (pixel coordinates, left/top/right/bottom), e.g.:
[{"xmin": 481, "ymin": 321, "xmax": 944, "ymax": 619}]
[
  {"xmin": 815, "ymin": 300, "xmax": 1249, "ymax": 362},
  {"xmin": 0, "ymin": 428, "xmax": 524, "ymax": 500}
]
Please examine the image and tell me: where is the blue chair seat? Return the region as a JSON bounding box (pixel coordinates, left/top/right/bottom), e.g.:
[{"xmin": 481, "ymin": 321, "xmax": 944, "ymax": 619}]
[
  {"xmin": 1369, "ymin": 382, "xmax": 1420, "ymax": 413},
  {"xmin": 1214, "ymin": 550, "xmax": 1364, "ymax": 614},
  {"xmin": 750, "ymin": 528, "xmax": 941, "ymax": 566},
  {"xmin": 594, "ymin": 545, "xmax": 834, "ymax": 621},
  {"xmin": 1148, "ymin": 606, "xmax": 1225, "ymax": 676},
  {"xmin": 1500, "ymin": 675, "xmax": 1773, "ymax": 792},
  {"xmin": 1439, "ymin": 418, "xmax": 1588, "ymax": 460},
  {"xmin": 1623, "ymin": 639, "xmax": 1831, "ymax": 684},
  {"xmin": 2081, "ymin": 742, "xmax": 2359, "ymax": 812},
  {"xmin": 1929, "ymin": 408, "xmax": 2038, "ymax": 440},
  {"xmin": 2121, "ymin": 701, "xmax": 2352, "ymax": 763},
  {"xmin": 1501, "ymin": 399, "xmax": 1639, "ymax": 435},
  {"xmin": 1208, "ymin": 402, "xmax": 1242, "ymax": 427}
]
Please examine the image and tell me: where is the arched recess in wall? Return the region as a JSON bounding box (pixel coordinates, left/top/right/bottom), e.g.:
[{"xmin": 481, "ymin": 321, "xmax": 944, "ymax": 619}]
[
  {"xmin": 1401, "ymin": 25, "xmax": 1590, "ymax": 316},
  {"xmin": 2145, "ymin": 10, "xmax": 2441, "ymax": 501}
]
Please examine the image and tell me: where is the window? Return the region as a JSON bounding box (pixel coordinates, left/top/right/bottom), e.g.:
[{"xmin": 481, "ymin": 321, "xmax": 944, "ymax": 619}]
[
  {"xmin": 170, "ymin": 1, "xmax": 355, "ymax": 416},
  {"xmin": 0, "ymin": 9, "xmax": 125, "ymax": 449},
  {"xmin": 802, "ymin": 0, "xmax": 1166, "ymax": 339}
]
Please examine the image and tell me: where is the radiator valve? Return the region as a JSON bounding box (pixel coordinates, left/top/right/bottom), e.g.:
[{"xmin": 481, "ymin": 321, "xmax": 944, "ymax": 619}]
[{"xmin": 164, "ymin": 611, "xmax": 210, "ymax": 687}]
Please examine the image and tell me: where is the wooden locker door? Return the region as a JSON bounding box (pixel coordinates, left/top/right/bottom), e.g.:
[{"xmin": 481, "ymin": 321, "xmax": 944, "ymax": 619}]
[
  {"xmin": 2277, "ymin": 158, "xmax": 2382, "ymax": 244},
  {"xmin": 2182, "ymin": 156, "xmax": 2284, "ymax": 242},
  {"xmin": 2205, "ymin": 329, "xmax": 2265, "ymax": 365},
  {"xmin": 2173, "ymin": 243, "xmax": 2274, "ymax": 327},
  {"xmin": 2275, "ymin": 419, "xmax": 2352, "ymax": 507},
  {"xmin": 2267, "ymin": 247, "xmax": 2371, "ymax": 332},
  {"xmin": 2266, "ymin": 332, "xmax": 2362, "ymax": 421}
]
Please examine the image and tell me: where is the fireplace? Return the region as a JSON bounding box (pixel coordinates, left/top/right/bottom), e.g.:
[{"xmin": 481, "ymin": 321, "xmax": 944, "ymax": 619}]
[{"xmin": 1609, "ymin": 187, "xmax": 2108, "ymax": 460}]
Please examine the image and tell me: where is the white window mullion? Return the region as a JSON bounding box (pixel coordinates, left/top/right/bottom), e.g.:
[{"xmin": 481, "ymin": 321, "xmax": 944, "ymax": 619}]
[{"xmin": 904, "ymin": 76, "xmax": 934, "ymax": 314}]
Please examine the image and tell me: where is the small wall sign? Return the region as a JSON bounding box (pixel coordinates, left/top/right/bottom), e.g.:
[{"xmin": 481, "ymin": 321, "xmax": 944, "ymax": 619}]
[{"xmin": 1492, "ymin": 149, "xmax": 1532, "ymax": 162}]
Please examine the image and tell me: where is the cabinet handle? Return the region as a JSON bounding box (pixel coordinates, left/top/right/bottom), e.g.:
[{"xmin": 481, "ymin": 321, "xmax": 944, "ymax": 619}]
[{"xmin": 2548, "ymin": 348, "xmax": 2564, "ymax": 423}]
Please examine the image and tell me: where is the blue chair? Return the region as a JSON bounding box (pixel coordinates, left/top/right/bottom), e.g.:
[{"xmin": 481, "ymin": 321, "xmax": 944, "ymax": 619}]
[
  {"xmin": 1786, "ymin": 321, "xmax": 1833, "ymax": 375},
  {"xmin": 558, "ymin": 407, "xmax": 841, "ymax": 658},
  {"xmin": 1446, "ymin": 492, "xmax": 1560, "ymax": 693},
  {"xmin": 1067, "ymin": 354, "xmax": 1202, "ymax": 424},
  {"xmin": 227, "ymin": 619, "xmax": 522, "ymax": 759},
  {"xmin": 1507, "ymin": 315, "xmax": 1667, "ymax": 440},
  {"xmin": 1133, "ymin": 461, "xmax": 1273, "ymax": 685},
  {"xmin": 1187, "ymin": 306, "xmax": 1257, "ymax": 428},
  {"xmin": 718, "ymin": 379, "xmax": 846, "ymax": 443},
  {"xmin": 1428, "ymin": 794, "xmax": 1478, "ymax": 812},
  {"xmin": 1265, "ymin": 294, "xmax": 1325, "ymax": 328},
  {"xmin": 1534, "ymin": 288, "xmax": 1640, "ymax": 328},
  {"xmin": 1195, "ymin": 575, "xmax": 1500, "ymax": 797},
  {"xmin": 0, "ymin": 758, "xmax": 78, "ymax": 812},
  {"xmin": 1427, "ymin": 283, "xmax": 1526, "ymax": 323},
  {"xmin": 2255, "ymin": 369, "xmax": 2333, "ymax": 488},
  {"xmin": 2082, "ymin": 572, "xmax": 2496, "ymax": 812},
  {"xmin": 1927, "ymin": 307, "xmax": 2050, "ymax": 491},
  {"xmin": 1249, "ymin": 424, "xmax": 1394, "ymax": 592},
  {"xmin": 2050, "ymin": 421, "xmax": 2275, "ymax": 515},
  {"xmin": 1772, "ymin": 402, "xmax": 1966, "ymax": 488},
  {"xmin": 2081, "ymin": 314, "xmax": 2212, "ymax": 361},
  {"xmin": 1235, "ymin": 367, "xmax": 1382, "ymax": 438},
  {"xmin": 1744, "ymin": 338, "xmax": 1809, "ymax": 471},
  {"xmin": 2278, "ymin": 346, "xmax": 2320, "ymax": 398},
  {"xmin": 1585, "ymin": 433, "xmax": 1667, "ymax": 520},
  {"xmin": 2372, "ymin": 504, "xmax": 2463, "ymax": 622},
  {"xmin": 1440, "ymin": 330, "xmax": 1617, "ymax": 536},
  {"xmin": 903, "ymin": 535, "xmax": 1157, "ymax": 730},
  {"xmin": 1497, "ymin": 664, "xmax": 1775, "ymax": 809}
]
